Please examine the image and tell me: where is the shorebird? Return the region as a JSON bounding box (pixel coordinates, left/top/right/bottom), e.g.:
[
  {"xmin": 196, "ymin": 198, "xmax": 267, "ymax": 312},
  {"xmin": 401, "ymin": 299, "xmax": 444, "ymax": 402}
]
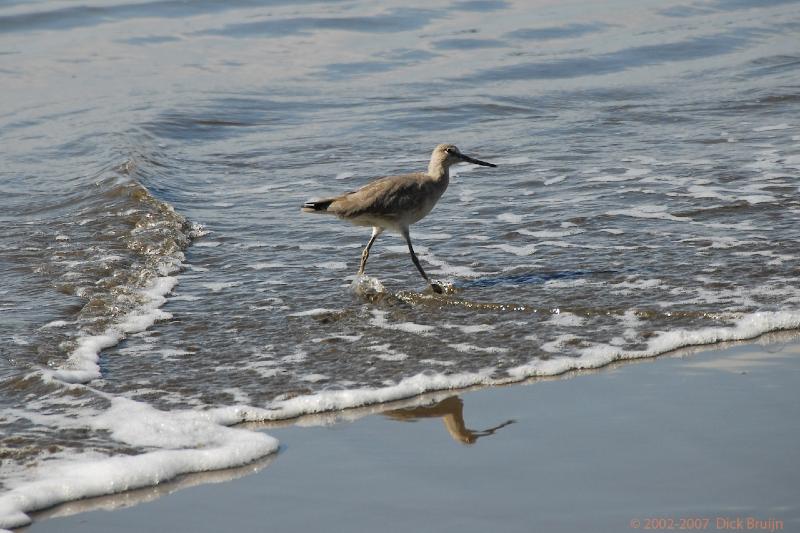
[{"xmin": 302, "ymin": 144, "xmax": 496, "ymax": 293}]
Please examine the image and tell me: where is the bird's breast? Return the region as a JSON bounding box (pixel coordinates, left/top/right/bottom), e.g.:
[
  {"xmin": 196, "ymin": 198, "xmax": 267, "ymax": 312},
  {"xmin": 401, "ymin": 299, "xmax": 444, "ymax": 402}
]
[{"xmin": 402, "ymin": 181, "xmax": 447, "ymax": 225}]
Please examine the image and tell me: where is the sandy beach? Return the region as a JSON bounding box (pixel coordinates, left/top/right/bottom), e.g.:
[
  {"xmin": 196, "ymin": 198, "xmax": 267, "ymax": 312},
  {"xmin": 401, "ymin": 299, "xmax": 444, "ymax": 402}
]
[{"xmin": 23, "ymin": 333, "xmax": 800, "ymax": 533}]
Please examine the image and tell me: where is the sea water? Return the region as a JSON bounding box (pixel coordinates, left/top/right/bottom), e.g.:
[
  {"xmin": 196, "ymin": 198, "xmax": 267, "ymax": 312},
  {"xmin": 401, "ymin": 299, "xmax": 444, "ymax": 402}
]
[{"xmin": 1, "ymin": 0, "xmax": 799, "ymax": 527}]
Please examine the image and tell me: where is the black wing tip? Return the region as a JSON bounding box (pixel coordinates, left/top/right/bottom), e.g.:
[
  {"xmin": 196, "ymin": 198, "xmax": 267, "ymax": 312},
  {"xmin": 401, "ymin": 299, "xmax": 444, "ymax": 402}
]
[{"xmin": 301, "ymin": 199, "xmax": 335, "ymax": 212}]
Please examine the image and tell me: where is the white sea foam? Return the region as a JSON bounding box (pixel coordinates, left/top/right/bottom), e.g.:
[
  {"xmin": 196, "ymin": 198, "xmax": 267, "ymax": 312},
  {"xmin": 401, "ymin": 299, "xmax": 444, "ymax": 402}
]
[
  {"xmin": 266, "ymin": 368, "xmax": 498, "ymax": 420},
  {"xmin": 315, "ymin": 261, "xmax": 347, "ymax": 270},
  {"xmin": 4, "ymin": 307, "xmax": 800, "ymax": 529},
  {"xmin": 382, "ymin": 245, "xmax": 486, "ymax": 278},
  {"xmin": 443, "ymin": 323, "xmax": 495, "ymax": 334},
  {"xmin": 753, "ymin": 123, "xmax": 790, "ymax": 132},
  {"xmin": 249, "ymin": 262, "xmax": 287, "ymax": 270},
  {"xmin": 46, "ymin": 275, "xmax": 179, "ymax": 384},
  {"xmin": 288, "ymin": 308, "xmax": 338, "ymax": 317},
  {"xmin": 194, "ymin": 241, "xmax": 222, "ymax": 247},
  {"xmin": 486, "ymin": 243, "xmax": 537, "ymax": 256},
  {"xmin": 369, "ymin": 344, "xmax": 410, "ymax": 361},
  {"xmin": 254, "ymin": 309, "xmax": 800, "ymax": 422},
  {"xmin": 201, "ymin": 281, "xmax": 241, "ymax": 292},
  {"xmin": 458, "ymin": 186, "xmax": 477, "ymax": 203},
  {"xmin": 425, "ymin": 256, "xmax": 484, "ymax": 278},
  {"xmin": 221, "ymin": 388, "xmax": 252, "ymax": 404},
  {"xmin": 497, "ymin": 212, "xmax": 523, "ymax": 223},
  {"xmin": 516, "ymin": 228, "xmax": 584, "ymax": 238},
  {"xmin": 541, "ymin": 334, "xmax": 581, "ymax": 353},
  {"xmin": 506, "ymin": 311, "xmax": 800, "ymax": 381},
  {"xmin": 448, "ymin": 343, "xmax": 509, "ymax": 354},
  {"xmin": 587, "ymin": 168, "xmax": 649, "ymax": 182},
  {"xmin": 544, "ymin": 278, "xmax": 588, "ymax": 288},
  {"xmin": 544, "ymin": 175, "xmax": 566, "ymax": 185},
  {"xmin": 0, "ymin": 397, "xmax": 278, "ymax": 529},
  {"xmin": 370, "ymin": 310, "xmax": 434, "ymax": 335},
  {"xmin": 328, "ymin": 334, "xmax": 363, "ymax": 342},
  {"xmin": 610, "ymin": 277, "xmax": 663, "ymax": 294},
  {"xmin": 740, "ymin": 194, "xmax": 775, "ymax": 204},
  {"xmin": 606, "ymin": 205, "xmax": 688, "ymax": 222},
  {"xmin": 281, "ymin": 350, "xmax": 307, "ymax": 363},
  {"xmin": 230, "ymin": 359, "xmax": 282, "ymax": 379},
  {"xmin": 419, "ymin": 359, "xmax": 456, "ymax": 366},
  {"xmin": 300, "ymin": 373, "xmax": 329, "ymax": 383},
  {"xmin": 40, "ymin": 320, "xmax": 73, "ymax": 329},
  {"xmin": 547, "ymin": 312, "xmax": 585, "ymax": 327},
  {"xmin": 157, "ymin": 348, "xmax": 194, "ymax": 360}
]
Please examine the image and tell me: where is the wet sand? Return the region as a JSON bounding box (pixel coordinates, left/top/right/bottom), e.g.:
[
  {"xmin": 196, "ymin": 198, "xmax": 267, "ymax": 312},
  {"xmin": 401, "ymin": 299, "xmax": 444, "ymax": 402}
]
[{"xmin": 24, "ymin": 334, "xmax": 800, "ymax": 533}]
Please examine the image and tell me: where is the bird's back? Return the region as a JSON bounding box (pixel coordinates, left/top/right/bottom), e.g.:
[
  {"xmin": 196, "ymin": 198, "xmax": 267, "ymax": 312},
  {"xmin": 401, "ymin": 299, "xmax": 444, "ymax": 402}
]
[{"xmin": 326, "ymin": 172, "xmax": 448, "ymax": 228}]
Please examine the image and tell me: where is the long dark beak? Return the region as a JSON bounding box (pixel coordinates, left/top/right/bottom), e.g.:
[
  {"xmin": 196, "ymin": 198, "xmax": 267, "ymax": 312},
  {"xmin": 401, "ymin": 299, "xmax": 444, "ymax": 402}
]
[{"xmin": 459, "ymin": 153, "xmax": 497, "ymax": 167}]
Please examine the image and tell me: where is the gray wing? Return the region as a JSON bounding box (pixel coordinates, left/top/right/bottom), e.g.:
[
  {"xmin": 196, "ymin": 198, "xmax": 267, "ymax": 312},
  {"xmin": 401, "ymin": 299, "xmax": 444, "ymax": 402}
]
[{"xmin": 328, "ymin": 173, "xmax": 434, "ymax": 219}]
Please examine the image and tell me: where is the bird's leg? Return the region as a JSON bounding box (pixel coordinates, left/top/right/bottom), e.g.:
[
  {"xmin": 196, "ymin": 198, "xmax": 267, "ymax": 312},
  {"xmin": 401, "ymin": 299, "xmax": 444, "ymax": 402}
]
[
  {"xmin": 358, "ymin": 226, "xmax": 383, "ymax": 275},
  {"xmin": 402, "ymin": 228, "xmax": 443, "ymax": 294}
]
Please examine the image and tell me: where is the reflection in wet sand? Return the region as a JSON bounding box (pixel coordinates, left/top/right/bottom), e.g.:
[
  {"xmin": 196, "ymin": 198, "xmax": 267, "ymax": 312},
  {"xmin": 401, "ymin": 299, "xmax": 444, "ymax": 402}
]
[{"xmin": 383, "ymin": 395, "xmax": 514, "ymax": 445}]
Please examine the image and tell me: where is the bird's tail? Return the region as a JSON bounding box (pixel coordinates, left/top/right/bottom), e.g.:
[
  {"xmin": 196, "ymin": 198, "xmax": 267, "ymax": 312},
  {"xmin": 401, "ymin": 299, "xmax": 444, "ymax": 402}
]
[{"xmin": 301, "ymin": 198, "xmax": 336, "ymax": 213}]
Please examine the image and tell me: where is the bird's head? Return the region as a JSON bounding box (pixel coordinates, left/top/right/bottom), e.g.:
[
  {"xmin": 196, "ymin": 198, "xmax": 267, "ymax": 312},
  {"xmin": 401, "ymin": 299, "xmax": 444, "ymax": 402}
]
[{"xmin": 430, "ymin": 144, "xmax": 496, "ymax": 175}]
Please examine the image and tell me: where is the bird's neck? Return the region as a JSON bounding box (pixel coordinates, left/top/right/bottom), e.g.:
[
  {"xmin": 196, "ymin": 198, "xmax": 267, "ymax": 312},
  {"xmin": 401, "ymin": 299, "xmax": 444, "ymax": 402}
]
[{"xmin": 427, "ymin": 161, "xmax": 449, "ymax": 181}]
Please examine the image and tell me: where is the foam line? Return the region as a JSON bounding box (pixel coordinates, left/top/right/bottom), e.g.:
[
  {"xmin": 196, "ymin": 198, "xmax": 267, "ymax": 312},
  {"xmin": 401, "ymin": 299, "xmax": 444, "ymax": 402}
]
[
  {"xmin": 0, "ymin": 398, "xmax": 278, "ymax": 529},
  {"xmin": 45, "ymin": 276, "xmax": 179, "ymax": 384}
]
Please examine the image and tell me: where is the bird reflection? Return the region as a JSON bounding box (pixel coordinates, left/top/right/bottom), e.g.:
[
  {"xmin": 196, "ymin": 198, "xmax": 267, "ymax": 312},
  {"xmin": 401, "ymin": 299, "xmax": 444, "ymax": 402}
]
[{"xmin": 383, "ymin": 395, "xmax": 514, "ymax": 445}]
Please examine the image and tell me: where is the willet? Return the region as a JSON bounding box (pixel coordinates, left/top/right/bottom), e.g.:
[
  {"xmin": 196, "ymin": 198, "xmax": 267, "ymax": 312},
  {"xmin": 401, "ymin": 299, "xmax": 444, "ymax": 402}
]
[{"xmin": 302, "ymin": 144, "xmax": 496, "ymax": 293}]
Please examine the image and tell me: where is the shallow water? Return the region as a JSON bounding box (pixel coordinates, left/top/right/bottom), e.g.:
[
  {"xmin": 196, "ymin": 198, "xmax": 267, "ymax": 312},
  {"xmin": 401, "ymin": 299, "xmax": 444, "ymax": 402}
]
[{"xmin": 1, "ymin": 0, "xmax": 799, "ymax": 527}]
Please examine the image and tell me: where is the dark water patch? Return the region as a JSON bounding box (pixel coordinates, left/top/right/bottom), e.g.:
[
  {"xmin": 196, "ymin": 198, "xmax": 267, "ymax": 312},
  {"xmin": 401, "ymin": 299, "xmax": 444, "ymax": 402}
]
[
  {"xmin": 320, "ymin": 48, "xmax": 438, "ymax": 80},
  {"xmin": 484, "ymin": 88, "xmax": 657, "ymax": 119},
  {"xmin": 460, "ymin": 31, "xmax": 756, "ymax": 82},
  {"xmin": 460, "ymin": 269, "xmax": 619, "ymax": 288},
  {"xmin": 197, "ymin": 8, "xmax": 439, "ymax": 39},
  {"xmin": 505, "ymin": 23, "xmax": 611, "ymax": 41},
  {"xmin": 451, "ymin": 0, "xmax": 510, "ymax": 12},
  {"xmin": 683, "ymin": 86, "xmax": 800, "ymax": 114},
  {"xmin": 432, "ymin": 38, "xmax": 508, "ymax": 50},
  {"xmin": 745, "ymin": 54, "xmax": 800, "ymax": 77},
  {"xmin": 375, "ymin": 101, "xmax": 542, "ymax": 131},
  {"xmin": 321, "ymin": 60, "xmax": 406, "ymax": 80},
  {"xmin": 117, "ymin": 35, "xmax": 181, "ymax": 46},
  {"xmin": 660, "ymin": 0, "xmax": 800, "ymax": 18},
  {"xmin": 140, "ymin": 98, "xmax": 313, "ymax": 141},
  {"xmin": 756, "ymin": 91, "xmax": 800, "ymax": 104},
  {"xmin": 599, "ymin": 105, "xmax": 697, "ymax": 126},
  {"xmin": 0, "ymin": 0, "xmax": 335, "ymax": 34},
  {"xmin": 675, "ymin": 201, "xmax": 752, "ymax": 217},
  {"xmin": 658, "ymin": 5, "xmax": 715, "ymax": 17},
  {"xmin": 385, "ymin": 49, "xmax": 439, "ymax": 62}
]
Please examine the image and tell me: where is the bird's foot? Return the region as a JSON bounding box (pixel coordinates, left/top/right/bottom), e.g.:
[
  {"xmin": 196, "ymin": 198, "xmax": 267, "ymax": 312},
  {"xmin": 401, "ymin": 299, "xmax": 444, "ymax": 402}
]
[
  {"xmin": 351, "ymin": 274, "xmax": 386, "ymax": 296},
  {"xmin": 429, "ymin": 282, "xmax": 444, "ymax": 294}
]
